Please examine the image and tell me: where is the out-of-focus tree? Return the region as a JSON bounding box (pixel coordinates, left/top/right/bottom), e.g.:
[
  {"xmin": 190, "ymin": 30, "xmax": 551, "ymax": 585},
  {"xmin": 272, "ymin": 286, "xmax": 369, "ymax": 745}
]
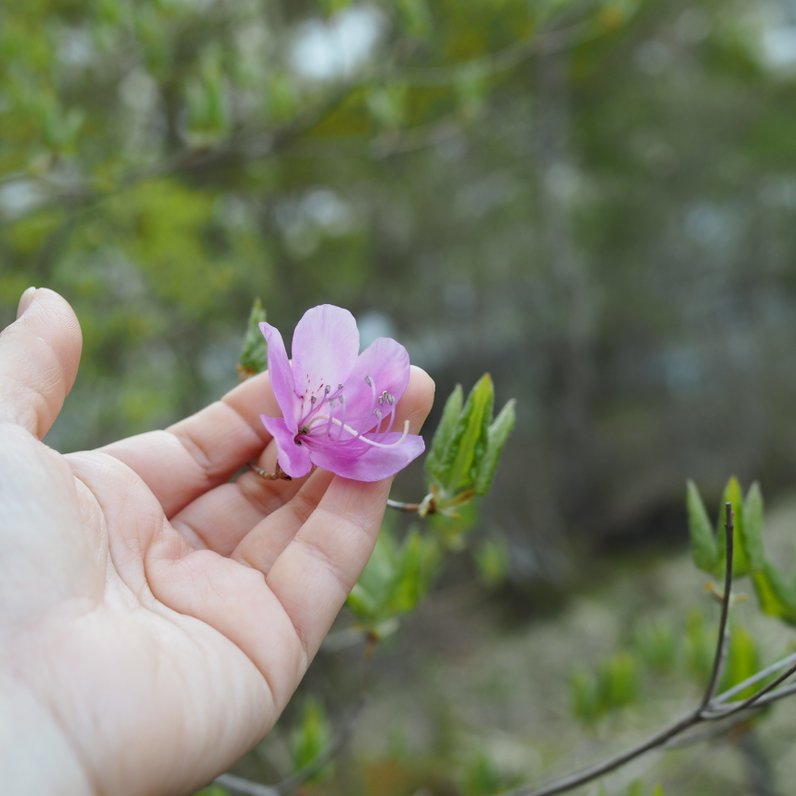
[{"xmin": 4, "ymin": 0, "xmax": 796, "ymax": 574}]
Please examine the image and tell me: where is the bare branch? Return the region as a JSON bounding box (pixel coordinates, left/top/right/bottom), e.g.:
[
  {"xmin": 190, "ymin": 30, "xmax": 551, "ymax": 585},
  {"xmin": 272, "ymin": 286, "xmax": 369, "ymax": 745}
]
[
  {"xmin": 714, "ymin": 650, "xmax": 796, "ymax": 705},
  {"xmin": 704, "ymin": 660, "xmax": 796, "ymax": 720},
  {"xmin": 214, "ymin": 774, "xmax": 279, "ymax": 796},
  {"xmin": 700, "ymin": 503, "xmax": 734, "ymax": 709},
  {"xmin": 499, "ymin": 504, "xmax": 739, "ymax": 796}
]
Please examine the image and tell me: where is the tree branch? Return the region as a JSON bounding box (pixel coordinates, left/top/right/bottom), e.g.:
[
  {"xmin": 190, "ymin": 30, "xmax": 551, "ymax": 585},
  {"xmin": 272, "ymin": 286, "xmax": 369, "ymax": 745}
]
[
  {"xmin": 500, "ymin": 504, "xmax": 738, "ymax": 796},
  {"xmin": 699, "ymin": 502, "xmax": 734, "ymax": 709}
]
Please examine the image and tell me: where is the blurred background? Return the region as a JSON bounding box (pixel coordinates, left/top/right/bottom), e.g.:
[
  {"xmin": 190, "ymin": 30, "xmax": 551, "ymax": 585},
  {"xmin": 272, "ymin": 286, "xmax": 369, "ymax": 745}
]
[{"xmin": 4, "ymin": 0, "xmax": 796, "ymax": 793}]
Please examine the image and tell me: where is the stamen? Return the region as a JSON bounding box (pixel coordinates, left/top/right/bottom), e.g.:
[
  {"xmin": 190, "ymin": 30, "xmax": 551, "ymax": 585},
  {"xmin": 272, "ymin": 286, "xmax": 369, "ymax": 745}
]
[
  {"xmin": 365, "ymin": 375, "xmax": 377, "ymax": 413},
  {"xmin": 380, "ymin": 405, "xmax": 397, "ymax": 435},
  {"xmin": 336, "ymin": 393, "xmax": 347, "ymax": 440},
  {"xmin": 302, "ymin": 383, "xmax": 338, "ymax": 426},
  {"xmin": 323, "ymin": 418, "xmax": 411, "ymax": 449}
]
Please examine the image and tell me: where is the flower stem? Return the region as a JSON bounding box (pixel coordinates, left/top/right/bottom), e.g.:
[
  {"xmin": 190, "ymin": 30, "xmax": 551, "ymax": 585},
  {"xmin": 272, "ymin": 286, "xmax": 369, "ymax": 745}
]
[
  {"xmin": 386, "ymin": 493, "xmax": 437, "ymax": 515},
  {"xmin": 386, "ymin": 498, "xmax": 423, "ymax": 512},
  {"xmin": 249, "ymin": 461, "xmax": 292, "ymax": 481}
]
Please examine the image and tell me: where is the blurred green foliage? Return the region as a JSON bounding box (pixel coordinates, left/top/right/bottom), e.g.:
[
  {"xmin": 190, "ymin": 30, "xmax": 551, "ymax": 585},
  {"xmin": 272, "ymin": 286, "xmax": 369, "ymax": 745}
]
[
  {"xmin": 5, "ymin": 0, "xmax": 796, "ymax": 572},
  {"xmin": 292, "ymin": 698, "xmax": 334, "ymax": 782},
  {"xmin": 347, "ymin": 522, "xmax": 440, "ymax": 636}
]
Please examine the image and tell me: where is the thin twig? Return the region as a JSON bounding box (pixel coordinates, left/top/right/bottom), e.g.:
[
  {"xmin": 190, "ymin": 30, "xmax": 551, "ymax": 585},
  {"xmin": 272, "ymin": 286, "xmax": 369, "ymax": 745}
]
[
  {"xmin": 502, "ymin": 711, "xmax": 703, "ymax": 796},
  {"xmin": 499, "ymin": 504, "xmax": 738, "ymax": 796},
  {"xmin": 663, "ymin": 658, "xmax": 796, "ymax": 751},
  {"xmin": 699, "ymin": 503, "xmax": 734, "ymax": 709},
  {"xmin": 714, "ymin": 650, "xmax": 796, "ymax": 705},
  {"xmin": 746, "ymin": 679, "xmax": 796, "ymax": 709},
  {"xmin": 386, "ymin": 498, "xmax": 423, "ymax": 512},
  {"xmin": 214, "ymin": 774, "xmax": 278, "ymax": 796},
  {"xmin": 704, "ymin": 660, "xmax": 796, "ymax": 720}
]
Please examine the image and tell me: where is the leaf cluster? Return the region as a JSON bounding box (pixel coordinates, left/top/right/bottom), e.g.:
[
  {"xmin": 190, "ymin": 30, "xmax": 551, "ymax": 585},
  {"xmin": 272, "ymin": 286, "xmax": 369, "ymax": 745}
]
[
  {"xmin": 687, "ymin": 477, "xmax": 796, "ymax": 623},
  {"xmin": 347, "ymin": 523, "xmax": 440, "ymax": 638},
  {"xmin": 237, "ymin": 298, "xmax": 267, "ymax": 379},
  {"xmin": 425, "ymin": 374, "xmax": 516, "ymax": 509}
]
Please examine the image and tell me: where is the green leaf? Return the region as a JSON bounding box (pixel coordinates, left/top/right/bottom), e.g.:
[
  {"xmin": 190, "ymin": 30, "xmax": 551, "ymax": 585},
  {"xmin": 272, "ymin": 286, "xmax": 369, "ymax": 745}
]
[
  {"xmin": 318, "ymin": 0, "xmax": 352, "ymax": 14},
  {"xmin": 291, "ymin": 698, "xmax": 332, "ymax": 781},
  {"xmin": 686, "ymin": 480, "xmax": 719, "ymax": 575},
  {"xmin": 598, "ymin": 653, "xmax": 639, "ymax": 710},
  {"xmin": 347, "ymin": 525, "xmax": 400, "ymax": 623},
  {"xmin": 425, "ymin": 384, "xmax": 463, "ymax": 484},
  {"xmin": 570, "ymin": 668, "xmax": 600, "ymax": 723},
  {"xmin": 741, "ymin": 482, "xmax": 765, "ymax": 573},
  {"xmin": 385, "ymin": 529, "xmax": 440, "ymax": 615},
  {"xmin": 474, "ymin": 398, "xmax": 515, "ymax": 495},
  {"xmin": 348, "ymin": 525, "xmax": 440, "ymax": 626},
  {"xmin": 366, "ymin": 86, "xmax": 407, "ymax": 130},
  {"xmin": 752, "ymin": 562, "xmax": 796, "ymax": 624},
  {"xmin": 346, "ymin": 582, "xmax": 380, "ymax": 621},
  {"xmin": 396, "ymin": 0, "xmax": 433, "ymax": 39},
  {"xmin": 626, "ymin": 781, "xmax": 644, "ymax": 796},
  {"xmin": 462, "ymin": 750, "xmax": 519, "ymax": 796},
  {"xmin": 429, "ymin": 495, "xmax": 478, "ymax": 549},
  {"xmin": 684, "ymin": 609, "xmax": 713, "ymax": 681},
  {"xmin": 474, "ymin": 537, "xmax": 510, "ymax": 587},
  {"xmin": 720, "ymin": 625, "xmax": 759, "ymax": 699},
  {"xmin": 439, "ymin": 374, "xmax": 494, "ymax": 493},
  {"xmin": 237, "ymin": 298, "xmax": 267, "ymax": 377},
  {"xmin": 633, "ymin": 617, "xmax": 677, "ymax": 672},
  {"xmin": 718, "ymin": 477, "xmax": 749, "ymax": 577}
]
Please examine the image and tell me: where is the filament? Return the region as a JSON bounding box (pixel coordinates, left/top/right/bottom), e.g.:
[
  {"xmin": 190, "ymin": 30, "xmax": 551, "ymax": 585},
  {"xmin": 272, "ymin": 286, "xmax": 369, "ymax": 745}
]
[{"xmin": 308, "ymin": 416, "xmax": 410, "ymax": 448}]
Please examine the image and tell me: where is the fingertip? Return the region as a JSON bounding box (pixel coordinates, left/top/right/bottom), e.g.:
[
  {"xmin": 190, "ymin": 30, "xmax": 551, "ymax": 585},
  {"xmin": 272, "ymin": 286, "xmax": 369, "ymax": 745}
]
[
  {"xmin": 16, "ymin": 286, "xmax": 38, "ymax": 319},
  {"xmin": 21, "ymin": 288, "xmax": 83, "ymax": 389},
  {"xmin": 403, "ymin": 365, "xmax": 435, "ymax": 434},
  {"xmin": 409, "ymin": 364, "xmax": 435, "ymax": 396},
  {"xmin": 0, "ymin": 287, "xmax": 83, "ymax": 436}
]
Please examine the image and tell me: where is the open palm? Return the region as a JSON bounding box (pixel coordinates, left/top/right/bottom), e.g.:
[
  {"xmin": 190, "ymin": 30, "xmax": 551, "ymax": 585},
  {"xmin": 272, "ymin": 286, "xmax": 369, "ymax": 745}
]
[{"xmin": 0, "ymin": 289, "xmax": 433, "ymax": 795}]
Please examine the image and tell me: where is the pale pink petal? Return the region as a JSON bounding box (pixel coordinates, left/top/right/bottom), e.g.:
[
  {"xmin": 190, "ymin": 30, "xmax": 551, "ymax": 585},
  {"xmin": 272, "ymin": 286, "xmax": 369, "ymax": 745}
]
[
  {"xmin": 307, "ymin": 432, "xmax": 425, "ymax": 482},
  {"xmin": 342, "ymin": 337, "xmax": 411, "ymax": 428},
  {"xmin": 260, "ymin": 322, "xmax": 298, "ymax": 432},
  {"xmin": 291, "ymin": 305, "xmax": 359, "ymax": 397},
  {"xmin": 261, "ymin": 414, "xmax": 313, "ymax": 478}
]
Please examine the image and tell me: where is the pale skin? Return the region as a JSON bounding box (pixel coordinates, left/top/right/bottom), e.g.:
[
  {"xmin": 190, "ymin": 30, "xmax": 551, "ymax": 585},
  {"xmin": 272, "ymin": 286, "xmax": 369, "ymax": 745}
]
[{"xmin": 0, "ymin": 288, "xmax": 434, "ymax": 795}]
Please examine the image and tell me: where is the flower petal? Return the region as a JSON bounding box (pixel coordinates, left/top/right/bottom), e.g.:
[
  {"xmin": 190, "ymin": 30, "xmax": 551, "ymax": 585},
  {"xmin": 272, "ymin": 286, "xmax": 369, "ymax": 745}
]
[
  {"xmin": 342, "ymin": 337, "xmax": 411, "ymax": 429},
  {"xmin": 260, "ymin": 322, "xmax": 298, "ymax": 432},
  {"xmin": 261, "ymin": 414, "xmax": 313, "ymax": 478},
  {"xmin": 307, "ymin": 432, "xmax": 425, "ymax": 482},
  {"xmin": 291, "ymin": 305, "xmax": 360, "ymax": 398}
]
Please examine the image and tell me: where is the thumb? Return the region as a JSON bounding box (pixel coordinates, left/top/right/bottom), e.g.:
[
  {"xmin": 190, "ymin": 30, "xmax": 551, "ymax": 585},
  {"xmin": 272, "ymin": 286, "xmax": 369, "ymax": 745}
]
[{"xmin": 0, "ymin": 288, "xmax": 83, "ymax": 438}]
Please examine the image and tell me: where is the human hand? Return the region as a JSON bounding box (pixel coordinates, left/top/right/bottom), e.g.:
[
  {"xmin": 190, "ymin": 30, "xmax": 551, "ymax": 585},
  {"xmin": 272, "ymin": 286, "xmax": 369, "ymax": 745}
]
[{"xmin": 0, "ymin": 288, "xmax": 434, "ymax": 795}]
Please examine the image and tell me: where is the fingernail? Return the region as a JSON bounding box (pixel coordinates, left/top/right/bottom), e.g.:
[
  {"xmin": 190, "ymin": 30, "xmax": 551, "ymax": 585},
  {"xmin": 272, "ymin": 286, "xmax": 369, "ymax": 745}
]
[{"xmin": 16, "ymin": 286, "xmax": 38, "ymax": 319}]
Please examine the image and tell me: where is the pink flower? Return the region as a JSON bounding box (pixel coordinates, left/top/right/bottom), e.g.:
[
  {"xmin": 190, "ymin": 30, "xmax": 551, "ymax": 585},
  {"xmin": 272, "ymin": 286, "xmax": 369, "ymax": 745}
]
[{"xmin": 259, "ymin": 305, "xmax": 425, "ymax": 481}]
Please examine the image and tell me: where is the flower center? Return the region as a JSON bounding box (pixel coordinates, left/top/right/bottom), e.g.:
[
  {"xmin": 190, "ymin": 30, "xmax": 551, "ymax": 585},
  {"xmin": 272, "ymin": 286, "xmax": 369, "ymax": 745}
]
[{"xmin": 294, "ymin": 374, "xmax": 401, "ymax": 448}]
